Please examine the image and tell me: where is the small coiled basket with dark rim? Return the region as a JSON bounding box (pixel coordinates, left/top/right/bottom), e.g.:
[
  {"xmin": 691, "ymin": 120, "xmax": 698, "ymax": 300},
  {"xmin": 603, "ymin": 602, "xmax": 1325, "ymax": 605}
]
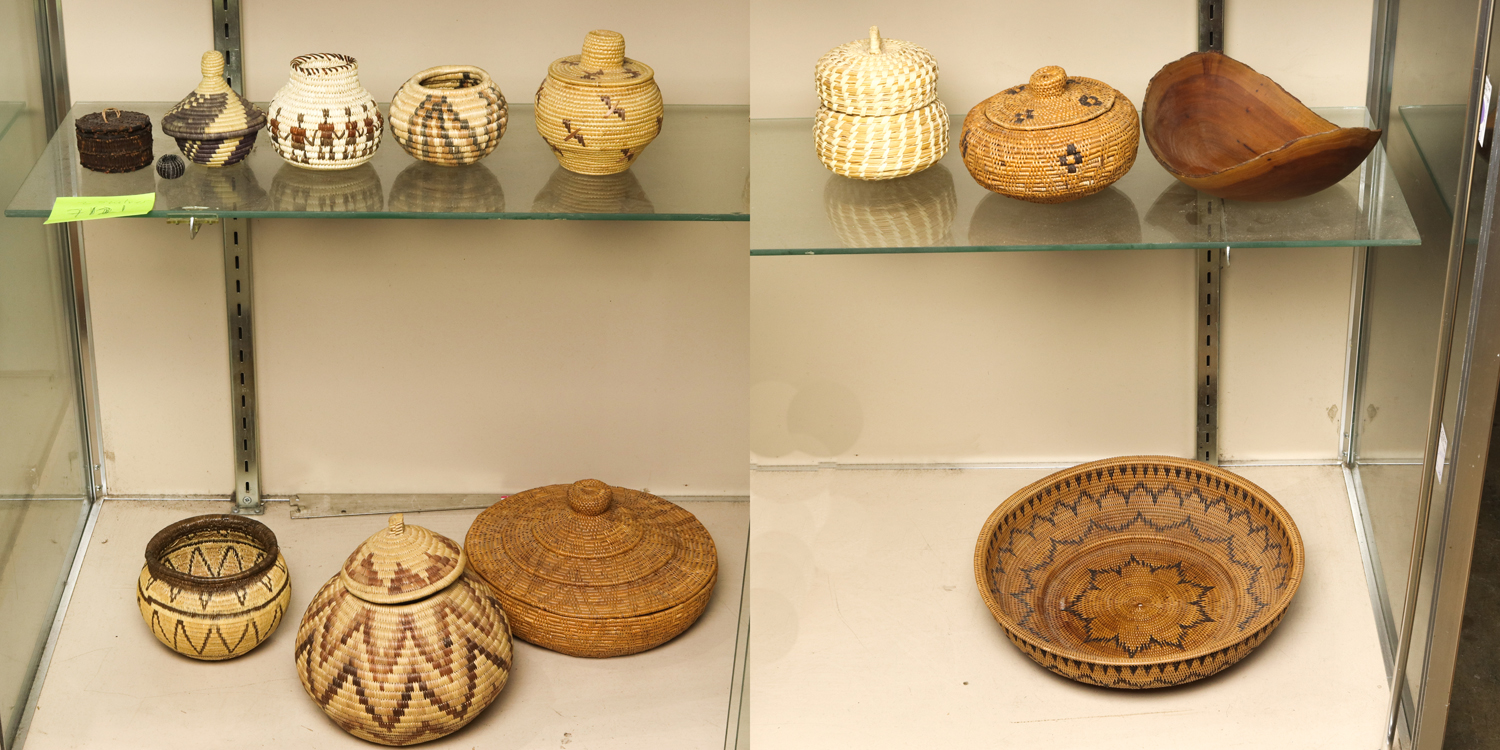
[{"xmin": 974, "ymin": 456, "xmax": 1304, "ymax": 689}]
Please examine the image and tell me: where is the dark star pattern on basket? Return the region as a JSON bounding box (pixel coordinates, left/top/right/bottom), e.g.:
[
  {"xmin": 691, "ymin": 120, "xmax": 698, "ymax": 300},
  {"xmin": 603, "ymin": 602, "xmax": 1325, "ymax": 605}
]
[{"xmin": 1063, "ymin": 554, "xmax": 1216, "ymax": 657}]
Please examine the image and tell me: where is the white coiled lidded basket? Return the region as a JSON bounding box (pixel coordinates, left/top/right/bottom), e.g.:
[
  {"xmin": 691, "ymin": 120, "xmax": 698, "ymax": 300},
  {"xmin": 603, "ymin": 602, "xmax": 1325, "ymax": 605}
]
[
  {"xmin": 267, "ymin": 53, "xmax": 383, "ymax": 170},
  {"xmin": 814, "ymin": 27, "xmax": 948, "ymax": 181}
]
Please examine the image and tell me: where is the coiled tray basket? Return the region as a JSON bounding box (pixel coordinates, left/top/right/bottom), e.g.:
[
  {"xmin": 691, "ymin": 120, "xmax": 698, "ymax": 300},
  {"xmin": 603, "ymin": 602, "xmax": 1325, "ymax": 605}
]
[{"xmin": 973, "ymin": 456, "xmax": 1304, "ymax": 689}]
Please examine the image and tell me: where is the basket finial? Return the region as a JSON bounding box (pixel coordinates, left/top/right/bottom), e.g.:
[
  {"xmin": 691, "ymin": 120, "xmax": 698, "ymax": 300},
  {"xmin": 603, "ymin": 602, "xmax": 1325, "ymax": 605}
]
[
  {"xmin": 1028, "ymin": 66, "xmax": 1068, "ymax": 99},
  {"xmin": 869, "ymin": 26, "xmax": 882, "ymax": 54},
  {"xmin": 581, "ymin": 29, "xmax": 626, "ymax": 70},
  {"xmin": 388, "ymin": 513, "xmax": 405, "ymax": 536},
  {"xmin": 567, "ymin": 479, "xmax": 614, "ymax": 516},
  {"xmin": 201, "ymin": 50, "xmax": 225, "ymax": 80}
]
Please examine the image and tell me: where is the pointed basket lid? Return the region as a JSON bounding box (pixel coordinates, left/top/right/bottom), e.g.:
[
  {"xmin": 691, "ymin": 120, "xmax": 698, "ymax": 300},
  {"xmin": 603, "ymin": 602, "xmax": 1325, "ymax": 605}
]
[
  {"xmin": 547, "ymin": 30, "xmax": 656, "ymax": 87},
  {"xmin": 465, "ymin": 480, "xmax": 717, "ymax": 620},
  {"xmin": 815, "ymin": 26, "xmax": 939, "ymax": 116},
  {"xmin": 163, "ymin": 51, "xmax": 267, "ymax": 140},
  {"xmin": 984, "ymin": 66, "xmax": 1118, "ymax": 131},
  {"xmin": 339, "ymin": 514, "xmax": 467, "ymax": 604}
]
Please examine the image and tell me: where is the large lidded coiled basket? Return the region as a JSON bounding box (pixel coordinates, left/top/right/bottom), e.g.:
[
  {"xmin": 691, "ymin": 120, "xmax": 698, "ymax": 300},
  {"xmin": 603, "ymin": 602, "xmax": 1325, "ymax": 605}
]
[
  {"xmin": 162, "ymin": 51, "xmax": 266, "ymax": 167},
  {"xmin": 390, "ymin": 65, "xmax": 508, "ymax": 166},
  {"xmin": 814, "ymin": 27, "xmax": 948, "ymax": 181},
  {"xmin": 961, "ymin": 66, "xmax": 1138, "ymax": 203},
  {"xmin": 974, "ymin": 456, "xmax": 1304, "ymax": 689},
  {"xmin": 535, "ymin": 30, "xmax": 663, "ymax": 175},
  {"xmin": 137, "ymin": 514, "xmax": 290, "ymax": 660},
  {"xmin": 295, "ymin": 514, "xmax": 512, "ymax": 746},
  {"xmin": 467, "ymin": 479, "xmax": 718, "ymax": 658}
]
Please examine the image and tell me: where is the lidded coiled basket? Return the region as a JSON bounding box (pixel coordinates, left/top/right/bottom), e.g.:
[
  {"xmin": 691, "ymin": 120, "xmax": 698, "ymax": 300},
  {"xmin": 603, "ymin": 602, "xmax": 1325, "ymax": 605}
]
[
  {"xmin": 961, "ymin": 66, "xmax": 1138, "ymax": 203},
  {"xmin": 466, "ymin": 479, "xmax": 718, "ymax": 658},
  {"xmin": 162, "ymin": 51, "xmax": 266, "ymax": 168},
  {"xmin": 814, "ymin": 27, "xmax": 948, "ymax": 181},
  {"xmin": 75, "ymin": 108, "xmax": 153, "ymax": 173},
  {"xmin": 267, "ymin": 53, "xmax": 383, "ymax": 170},
  {"xmin": 136, "ymin": 514, "xmax": 290, "ymax": 660},
  {"xmin": 295, "ymin": 514, "xmax": 512, "ymax": 746},
  {"xmin": 535, "ymin": 30, "xmax": 663, "ymax": 175},
  {"xmin": 390, "ymin": 65, "xmax": 507, "ymax": 166}
]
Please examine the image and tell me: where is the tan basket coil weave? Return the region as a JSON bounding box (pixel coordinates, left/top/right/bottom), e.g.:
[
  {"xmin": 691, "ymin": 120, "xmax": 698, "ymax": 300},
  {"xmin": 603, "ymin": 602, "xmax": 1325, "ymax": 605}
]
[
  {"xmin": 161, "ymin": 51, "xmax": 266, "ymax": 168},
  {"xmin": 466, "ymin": 479, "xmax": 718, "ymax": 658},
  {"xmin": 823, "ymin": 163, "xmax": 956, "ymax": 247},
  {"xmin": 390, "ymin": 65, "xmax": 507, "ymax": 167},
  {"xmin": 267, "ymin": 53, "xmax": 383, "ymax": 170},
  {"xmin": 535, "ymin": 30, "xmax": 663, "ymax": 176},
  {"xmin": 137, "ymin": 514, "xmax": 291, "ymax": 661},
  {"xmin": 960, "ymin": 66, "xmax": 1139, "ymax": 203},
  {"xmin": 974, "ymin": 456, "xmax": 1304, "ymax": 689},
  {"xmin": 813, "ymin": 27, "xmax": 947, "ymax": 181},
  {"xmin": 295, "ymin": 514, "xmax": 512, "ymax": 746}
]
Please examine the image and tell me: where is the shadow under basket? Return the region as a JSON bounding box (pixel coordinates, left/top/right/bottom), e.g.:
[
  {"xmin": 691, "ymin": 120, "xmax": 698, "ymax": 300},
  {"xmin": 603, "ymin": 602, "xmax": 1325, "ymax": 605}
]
[
  {"xmin": 973, "ymin": 456, "xmax": 1304, "ymax": 689},
  {"xmin": 136, "ymin": 514, "xmax": 291, "ymax": 661}
]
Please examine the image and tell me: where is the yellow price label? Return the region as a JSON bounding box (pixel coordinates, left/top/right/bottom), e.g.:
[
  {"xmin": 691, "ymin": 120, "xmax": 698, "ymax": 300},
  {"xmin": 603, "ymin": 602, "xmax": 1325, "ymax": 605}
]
[{"xmin": 45, "ymin": 193, "xmax": 156, "ymax": 224}]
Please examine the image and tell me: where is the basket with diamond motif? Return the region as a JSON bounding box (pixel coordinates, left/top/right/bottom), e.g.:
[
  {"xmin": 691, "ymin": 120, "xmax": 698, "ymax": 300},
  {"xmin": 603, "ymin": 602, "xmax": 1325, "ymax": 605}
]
[
  {"xmin": 973, "ymin": 456, "xmax": 1304, "ymax": 689},
  {"xmin": 295, "ymin": 514, "xmax": 512, "ymax": 746},
  {"xmin": 814, "ymin": 27, "xmax": 948, "ymax": 180},
  {"xmin": 136, "ymin": 514, "xmax": 290, "ymax": 660},
  {"xmin": 390, "ymin": 65, "xmax": 507, "ymax": 166}
]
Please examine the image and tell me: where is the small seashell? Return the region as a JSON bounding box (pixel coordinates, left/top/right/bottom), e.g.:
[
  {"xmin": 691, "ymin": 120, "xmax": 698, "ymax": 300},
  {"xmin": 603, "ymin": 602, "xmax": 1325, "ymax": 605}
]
[{"xmin": 156, "ymin": 154, "xmax": 185, "ymax": 179}]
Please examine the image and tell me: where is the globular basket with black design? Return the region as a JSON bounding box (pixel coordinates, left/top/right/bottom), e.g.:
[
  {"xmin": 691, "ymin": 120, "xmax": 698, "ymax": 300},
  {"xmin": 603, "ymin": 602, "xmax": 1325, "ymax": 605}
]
[
  {"xmin": 535, "ymin": 30, "xmax": 663, "ymax": 175},
  {"xmin": 973, "ymin": 456, "xmax": 1304, "ymax": 689},
  {"xmin": 960, "ymin": 65, "xmax": 1138, "ymax": 203},
  {"xmin": 814, "ymin": 26, "xmax": 948, "ymax": 181},
  {"xmin": 390, "ymin": 65, "xmax": 507, "ymax": 167},
  {"xmin": 466, "ymin": 479, "xmax": 718, "ymax": 658},
  {"xmin": 136, "ymin": 514, "xmax": 290, "ymax": 661},
  {"xmin": 295, "ymin": 514, "xmax": 511, "ymax": 746},
  {"xmin": 267, "ymin": 53, "xmax": 383, "ymax": 170},
  {"xmin": 161, "ymin": 51, "xmax": 266, "ymax": 168},
  {"xmin": 75, "ymin": 108, "xmax": 153, "ymax": 173}
]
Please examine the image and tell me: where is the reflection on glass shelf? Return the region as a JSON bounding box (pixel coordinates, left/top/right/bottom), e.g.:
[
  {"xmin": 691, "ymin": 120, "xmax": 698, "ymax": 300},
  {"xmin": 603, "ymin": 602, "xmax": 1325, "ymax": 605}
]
[
  {"xmin": 0, "ymin": 102, "xmax": 24, "ymax": 144},
  {"xmin": 752, "ymin": 107, "xmax": 1420, "ymax": 255},
  {"xmin": 5, "ymin": 102, "xmax": 747, "ymax": 221},
  {"xmin": 1400, "ymin": 104, "xmax": 1466, "ymax": 216}
]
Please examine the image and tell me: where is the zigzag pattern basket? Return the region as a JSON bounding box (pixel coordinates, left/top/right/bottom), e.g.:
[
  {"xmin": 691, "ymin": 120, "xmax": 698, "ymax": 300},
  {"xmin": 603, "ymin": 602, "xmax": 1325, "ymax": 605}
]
[
  {"xmin": 974, "ymin": 456, "xmax": 1304, "ymax": 688},
  {"xmin": 390, "ymin": 65, "xmax": 507, "ymax": 166},
  {"xmin": 136, "ymin": 514, "xmax": 291, "ymax": 661},
  {"xmin": 161, "ymin": 51, "xmax": 266, "ymax": 168}
]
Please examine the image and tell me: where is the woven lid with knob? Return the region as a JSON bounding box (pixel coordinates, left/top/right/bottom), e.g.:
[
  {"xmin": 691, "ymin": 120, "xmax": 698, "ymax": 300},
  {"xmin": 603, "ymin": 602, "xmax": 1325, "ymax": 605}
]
[
  {"xmin": 75, "ymin": 108, "xmax": 152, "ymax": 135},
  {"xmin": 465, "ymin": 479, "xmax": 717, "ymax": 619},
  {"xmin": 547, "ymin": 30, "xmax": 656, "ymax": 87},
  {"xmin": 162, "ymin": 50, "xmax": 267, "ymax": 139},
  {"xmin": 983, "ymin": 66, "xmax": 1118, "ymax": 132},
  {"xmin": 339, "ymin": 513, "xmax": 467, "ymax": 604},
  {"xmin": 815, "ymin": 26, "xmax": 939, "ymax": 117}
]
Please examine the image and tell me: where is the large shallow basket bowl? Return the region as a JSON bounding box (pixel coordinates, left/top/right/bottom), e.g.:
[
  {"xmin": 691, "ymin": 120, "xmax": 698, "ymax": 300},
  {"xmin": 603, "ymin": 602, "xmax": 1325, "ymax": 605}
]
[
  {"xmin": 974, "ymin": 456, "xmax": 1304, "ymax": 689},
  {"xmin": 1142, "ymin": 51, "xmax": 1380, "ymax": 202}
]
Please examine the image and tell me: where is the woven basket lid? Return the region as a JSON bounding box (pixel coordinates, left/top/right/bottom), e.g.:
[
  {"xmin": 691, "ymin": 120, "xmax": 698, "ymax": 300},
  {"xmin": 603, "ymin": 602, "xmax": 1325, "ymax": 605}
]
[
  {"xmin": 547, "ymin": 30, "xmax": 656, "ymax": 87},
  {"xmin": 339, "ymin": 514, "xmax": 466, "ymax": 604},
  {"xmin": 163, "ymin": 51, "xmax": 267, "ymax": 139},
  {"xmin": 815, "ymin": 27, "xmax": 938, "ymax": 116},
  {"xmin": 984, "ymin": 66, "xmax": 1118, "ymax": 131},
  {"xmin": 75, "ymin": 108, "xmax": 151, "ymax": 135},
  {"xmin": 466, "ymin": 479, "xmax": 717, "ymax": 619}
]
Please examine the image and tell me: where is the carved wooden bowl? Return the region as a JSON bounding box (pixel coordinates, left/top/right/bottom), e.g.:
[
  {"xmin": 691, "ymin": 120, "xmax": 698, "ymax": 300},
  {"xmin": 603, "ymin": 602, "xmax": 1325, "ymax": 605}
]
[
  {"xmin": 974, "ymin": 456, "xmax": 1304, "ymax": 688},
  {"xmin": 1142, "ymin": 51, "xmax": 1380, "ymax": 202}
]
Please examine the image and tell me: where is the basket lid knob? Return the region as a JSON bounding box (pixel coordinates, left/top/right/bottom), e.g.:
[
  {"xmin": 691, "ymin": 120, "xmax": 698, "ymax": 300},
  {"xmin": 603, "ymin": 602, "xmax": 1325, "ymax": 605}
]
[
  {"xmin": 201, "ymin": 50, "xmax": 225, "ymax": 80},
  {"xmin": 581, "ymin": 29, "xmax": 627, "ymax": 70},
  {"xmin": 567, "ymin": 479, "xmax": 614, "ymax": 516},
  {"xmin": 869, "ymin": 26, "xmax": 882, "ymax": 54},
  {"xmin": 1029, "ymin": 66, "xmax": 1068, "ymax": 99},
  {"xmin": 387, "ymin": 513, "xmax": 405, "ymax": 536}
]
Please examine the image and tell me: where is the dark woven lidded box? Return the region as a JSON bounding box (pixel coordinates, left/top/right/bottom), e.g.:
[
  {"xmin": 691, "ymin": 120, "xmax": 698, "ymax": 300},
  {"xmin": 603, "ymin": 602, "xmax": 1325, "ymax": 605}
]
[{"xmin": 75, "ymin": 108, "xmax": 153, "ymax": 173}]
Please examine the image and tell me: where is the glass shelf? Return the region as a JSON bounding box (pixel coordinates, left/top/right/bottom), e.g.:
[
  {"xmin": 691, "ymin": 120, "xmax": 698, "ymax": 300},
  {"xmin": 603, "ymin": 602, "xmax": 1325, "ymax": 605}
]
[
  {"xmin": 751, "ymin": 107, "xmax": 1420, "ymax": 255},
  {"xmin": 5, "ymin": 102, "xmax": 747, "ymax": 221},
  {"xmin": 1401, "ymin": 104, "xmax": 1467, "ymax": 216}
]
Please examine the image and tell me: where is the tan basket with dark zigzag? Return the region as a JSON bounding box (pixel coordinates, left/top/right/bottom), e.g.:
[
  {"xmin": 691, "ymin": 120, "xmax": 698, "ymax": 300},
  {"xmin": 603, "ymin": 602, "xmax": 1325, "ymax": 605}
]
[
  {"xmin": 161, "ymin": 51, "xmax": 266, "ymax": 168},
  {"xmin": 390, "ymin": 65, "xmax": 508, "ymax": 166},
  {"xmin": 295, "ymin": 514, "xmax": 511, "ymax": 747},
  {"xmin": 535, "ymin": 30, "xmax": 663, "ymax": 175},
  {"xmin": 974, "ymin": 456, "xmax": 1304, "ymax": 689},
  {"xmin": 136, "ymin": 514, "xmax": 290, "ymax": 661},
  {"xmin": 466, "ymin": 479, "xmax": 717, "ymax": 658}
]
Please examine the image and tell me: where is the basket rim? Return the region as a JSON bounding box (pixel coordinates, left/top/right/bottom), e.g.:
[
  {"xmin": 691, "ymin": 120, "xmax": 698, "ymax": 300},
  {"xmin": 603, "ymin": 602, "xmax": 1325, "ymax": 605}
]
[
  {"xmin": 971, "ymin": 454, "xmax": 1306, "ymax": 669},
  {"xmin": 397, "ymin": 64, "xmax": 497, "ymax": 98},
  {"xmin": 144, "ymin": 514, "xmax": 280, "ymax": 590}
]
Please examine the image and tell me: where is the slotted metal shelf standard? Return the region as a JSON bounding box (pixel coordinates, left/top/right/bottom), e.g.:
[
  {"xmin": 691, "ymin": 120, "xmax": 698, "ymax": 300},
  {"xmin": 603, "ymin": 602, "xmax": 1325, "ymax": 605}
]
[
  {"xmin": 751, "ymin": 108, "xmax": 1418, "ymax": 255},
  {"xmin": 6, "ymin": 102, "xmax": 748, "ymax": 221}
]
